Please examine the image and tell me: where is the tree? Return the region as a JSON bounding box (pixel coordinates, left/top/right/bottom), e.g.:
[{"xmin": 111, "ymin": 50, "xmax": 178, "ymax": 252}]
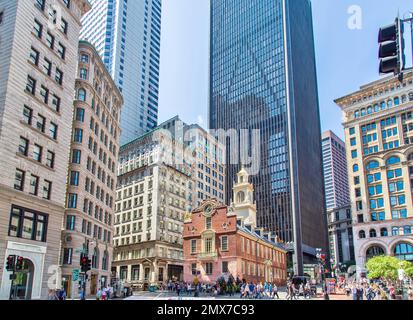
[{"xmin": 366, "ymin": 256, "xmax": 412, "ymax": 281}]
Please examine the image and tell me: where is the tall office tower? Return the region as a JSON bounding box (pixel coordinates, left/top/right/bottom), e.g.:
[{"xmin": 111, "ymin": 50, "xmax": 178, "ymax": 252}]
[
  {"xmin": 60, "ymin": 41, "xmax": 123, "ymax": 298},
  {"xmin": 209, "ymin": 0, "xmax": 327, "ymax": 273},
  {"xmin": 336, "ymin": 70, "xmax": 413, "ymax": 275},
  {"xmin": 80, "ymin": 0, "xmax": 162, "ymax": 145},
  {"xmin": 0, "ymin": 0, "xmax": 90, "ymax": 300},
  {"xmin": 322, "ymin": 131, "xmax": 350, "ymax": 211}
]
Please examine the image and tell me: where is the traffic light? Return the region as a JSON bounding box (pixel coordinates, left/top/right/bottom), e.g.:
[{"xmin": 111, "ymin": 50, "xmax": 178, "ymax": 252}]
[
  {"xmin": 80, "ymin": 255, "xmax": 91, "ymax": 272},
  {"xmin": 6, "ymin": 255, "xmax": 16, "ymax": 272},
  {"xmin": 378, "ymin": 18, "xmax": 405, "ymax": 75},
  {"xmin": 15, "ymin": 256, "xmax": 24, "ymax": 271}
]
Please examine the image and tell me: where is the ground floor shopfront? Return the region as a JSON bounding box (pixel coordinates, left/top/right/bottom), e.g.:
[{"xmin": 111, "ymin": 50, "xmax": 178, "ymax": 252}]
[{"xmin": 113, "ymin": 259, "xmax": 183, "ymax": 291}]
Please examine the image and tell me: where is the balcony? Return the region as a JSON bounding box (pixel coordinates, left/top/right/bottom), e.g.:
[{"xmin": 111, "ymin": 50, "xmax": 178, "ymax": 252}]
[{"xmin": 197, "ymin": 251, "xmax": 218, "ymax": 261}]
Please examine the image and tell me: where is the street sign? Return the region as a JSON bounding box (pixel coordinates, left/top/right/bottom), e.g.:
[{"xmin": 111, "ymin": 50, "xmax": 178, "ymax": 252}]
[{"xmin": 72, "ymin": 269, "xmax": 80, "ymax": 282}]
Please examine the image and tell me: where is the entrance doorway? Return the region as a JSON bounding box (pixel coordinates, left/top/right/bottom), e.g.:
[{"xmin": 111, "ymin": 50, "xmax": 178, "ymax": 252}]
[
  {"xmin": 168, "ymin": 265, "xmax": 183, "ymax": 282},
  {"xmin": 90, "ymin": 274, "xmax": 98, "ymax": 295},
  {"xmin": 10, "ymin": 259, "xmax": 34, "ymax": 300}
]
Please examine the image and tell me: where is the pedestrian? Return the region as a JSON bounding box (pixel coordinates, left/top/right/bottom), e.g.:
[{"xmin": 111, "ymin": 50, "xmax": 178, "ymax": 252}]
[
  {"xmin": 58, "ymin": 288, "xmax": 66, "ymax": 301},
  {"xmin": 273, "ymin": 283, "xmax": 280, "ymax": 299},
  {"xmin": 96, "ymin": 288, "xmax": 102, "ymax": 300},
  {"xmin": 48, "ymin": 289, "xmax": 58, "ymax": 300},
  {"xmin": 101, "ymin": 287, "xmax": 107, "ymax": 300}
]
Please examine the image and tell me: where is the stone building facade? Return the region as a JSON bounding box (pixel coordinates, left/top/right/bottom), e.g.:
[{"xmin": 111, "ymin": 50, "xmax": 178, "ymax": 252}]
[
  {"xmin": 183, "ymin": 168, "xmax": 287, "ymax": 285},
  {"xmin": 0, "ymin": 0, "xmax": 90, "ymax": 300},
  {"xmin": 335, "ymin": 70, "xmax": 413, "ymax": 276},
  {"xmin": 60, "ymin": 41, "xmax": 123, "ymax": 298},
  {"xmin": 112, "ymin": 129, "xmax": 192, "ymax": 290}
]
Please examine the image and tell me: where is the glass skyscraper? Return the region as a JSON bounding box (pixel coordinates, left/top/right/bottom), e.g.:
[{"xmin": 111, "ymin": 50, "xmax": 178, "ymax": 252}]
[
  {"xmin": 209, "ymin": 0, "xmax": 327, "ymax": 273},
  {"xmin": 80, "ymin": 0, "xmax": 162, "ymax": 145}
]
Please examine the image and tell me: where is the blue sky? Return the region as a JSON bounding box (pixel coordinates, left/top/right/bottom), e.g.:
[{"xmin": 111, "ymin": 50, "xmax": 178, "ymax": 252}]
[{"xmin": 158, "ymin": 0, "xmax": 413, "ymax": 139}]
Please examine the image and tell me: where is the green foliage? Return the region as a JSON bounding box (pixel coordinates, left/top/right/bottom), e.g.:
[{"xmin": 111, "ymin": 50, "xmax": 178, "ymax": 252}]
[{"xmin": 366, "ymin": 256, "xmax": 413, "ymax": 281}]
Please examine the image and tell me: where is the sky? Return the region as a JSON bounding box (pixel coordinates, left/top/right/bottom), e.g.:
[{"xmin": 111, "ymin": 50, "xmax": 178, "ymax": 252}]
[{"xmin": 158, "ymin": 0, "xmax": 413, "ymax": 140}]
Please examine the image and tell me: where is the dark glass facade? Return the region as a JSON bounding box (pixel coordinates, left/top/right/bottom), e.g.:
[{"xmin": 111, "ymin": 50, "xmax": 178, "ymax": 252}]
[{"xmin": 209, "ymin": 0, "xmax": 327, "ymax": 273}]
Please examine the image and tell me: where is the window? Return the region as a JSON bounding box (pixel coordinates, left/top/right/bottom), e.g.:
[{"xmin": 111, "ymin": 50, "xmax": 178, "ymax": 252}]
[
  {"xmin": 14, "ymin": 169, "xmax": 25, "ymax": 191},
  {"xmin": 380, "ymin": 228, "xmax": 388, "ymax": 237},
  {"xmin": 49, "ymin": 122, "xmax": 58, "ymax": 139},
  {"xmin": 349, "ymin": 127, "xmax": 355, "ymax": 135},
  {"xmin": 369, "ymin": 229, "xmax": 377, "ymax": 238},
  {"xmin": 191, "ymin": 239, "xmax": 197, "ymax": 254},
  {"xmin": 70, "ymin": 171, "xmax": 79, "ymax": 186},
  {"xmin": 51, "ymin": 94, "xmax": 61, "ymax": 112},
  {"xmin": 350, "ymin": 138, "xmax": 356, "ymax": 146},
  {"xmin": 67, "ymin": 193, "xmax": 78, "ymax": 208},
  {"xmin": 221, "ymin": 236, "xmax": 228, "ymax": 251},
  {"xmin": 57, "ymin": 43, "xmax": 66, "ymax": 59},
  {"xmin": 351, "ymin": 150, "xmax": 357, "ymax": 159},
  {"xmin": 353, "ymin": 164, "xmax": 359, "ymax": 172},
  {"xmin": 72, "ymin": 149, "xmax": 81, "ymax": 164},
  {"xmin": 73, "ymin": 128, "xmax": 83, "ymax": 143},
  {"xmin": 359, "ymin": 230, "xmax": 366, "ymax": 239},
  {"xmin": 75, "ymin": 108, "xmax": 85, "ymax": 122},
  {"xmin": 46, "ymin": 151, "xmax": 55, "ymax": 168},
  {"xmin": 205, "ymin": 262, "xmax": 213, "ymax": 275},
  {"xmin": 29, "ymin": 47, "xmax": 40, "ymax": 65},
  {"xmin": 33, "ymin": 20, "xmax": 43, "ymax": 38},
  {"xmin": 43, "ymin": 180, "xmax": 52, "ymax": 200},
  {"xmin": 55, "ymin": 68, "xmax": 63, "ymax": 85},
  {"xmin": 26, "ymin": 76, "xmax": 36, "ymax": 95},
  {"xmin": 394, "ymin": 243, "xmax": 413, "ymax": 262},
  {"xmin": 46, "ymin": 32, "xmax": 54, "ymax": 49},
  {"xmin": 9, "ymin": 206, "xmax": 48, "ymax": 242},
  {"xmin": 80, "ymin": 68, "xmax": 88, "ymax": 80},
  {"xmin": 191, "ymin": 263, "xmax": 197, "ymax": 276},
  {"xmin": 36, "ymin": 114, "xmax": 45, "ymax": 132},
  {"xmin": 66, "ymin": 215, "xmax": 76, "ymax": 231},
  {"xmin": 77, "ymin": 88, "xmax": 86, "ymax": 101},
  {"xmin": 0, "ymin": 11, "xmax": 3, "ymax": 24},
  {"xmin": 43, "ymin": 58, "xmax": 52, "ymax": 76},
  {"xmin": 29, "ymin": 175, "xmax": 39, "ymax": 196},
  {"xmin": 63, "ymin": 0, "xmax": 71, "ymax": 9},
  {"xmin": 33, "ymin": 144, "xmax": 43, "ymax": 162},
  {"xmin": 205, "ymin": 217, "xmax": 212, "ymax": 229},
  {"xmin": 62, "ymin": 248, "xmax": 73, "ymax": 265},
  {"xmin": 386, "ymin": 156, "xmax": 401, "ymax": 166},
  {"xmin": 23, "ymin": 106, "xmax": 33, "ymax": 125},
  {"xmin": 392, "ymin": 227, "xmax": 400, "ymax": 236},
  {"xmin": 222, "ymin": 261, "xmax": 229, "ymax": 273},
  {"xmin": 366, "ymin": 160, "xmax": 380, "ymax": 171},
  {"xmin": 80, "ymin": 54, "xmax": 89, "ymax": 63},
  {"xmin": 18, "ymin": 137, "xmax": 29, "ymax": 156},
  {"xmin": 40, "ymin": 86, "xmax": 49, "ymax": 104},
  {"xmin": 60, "ymin": 18, "xmax": 68, "ymax": 34}
]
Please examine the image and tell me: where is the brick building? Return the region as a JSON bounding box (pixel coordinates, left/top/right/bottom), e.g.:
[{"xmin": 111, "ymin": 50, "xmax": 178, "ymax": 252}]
[{"xmin": 183, "ymin": 168, "xmax": 287, "ymax": 285}]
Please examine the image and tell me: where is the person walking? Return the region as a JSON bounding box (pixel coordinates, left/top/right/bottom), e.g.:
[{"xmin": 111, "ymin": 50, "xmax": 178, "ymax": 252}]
[
  {"xmin": 273, "ymin": 283, "xmax": 280, "ymax": 299},
  {"xmin": 58, "ymin": 288, "xmax": 66, "ymax": 301},
  {"xmin": 48, "ymin": 289, "xmax": 58, "ymax": 300}
]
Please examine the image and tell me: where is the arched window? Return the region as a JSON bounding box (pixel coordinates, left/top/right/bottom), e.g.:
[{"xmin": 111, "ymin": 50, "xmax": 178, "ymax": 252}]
[
  {"xmin": 353, "ymin": 164, "xmax": 359, "ymax": 173},
  {"xmin": 380, "ymin": 228, "xmax": 388, "ymax": 237},
  {"xmin": 369, "ymin": 229, "xmax": 377, "ymax": 238},
  {"xmin": 373, "ymin": 104, "xmax": 379, "ymax": 112},
  {"xmin": 354, "ymin": 110, "xmax": 360, "ymax": 118},
  {"xmin": 361, "ymin": 108, "xmax": 366, "ymax": 116},
  {"xmin": 102, "ymin": 250, "xmax": 109, "ymax": 271},
  {"xmin": 404, "ymin": 226, "xmax": 412, "ymax": 235},
  {"xmin": 80, "ymin": 68, "xmax": 88, "ymax": 80},
  {"xmin": 366, "ymin": 246, "xmax": 385, "ymax": 260},
  {"xmin": 237, "ymin": 191, "xmax": 245, "ymax": 203},
  {"xmin": 409, "ymin": 92, "xmax": 413, "ymax": 101},
  {"xmin": 394, "ymin": 97, "xmax": 400, "ymax": 106},
  {"xmin": 380, "ymin": 101, "xmax": 386, "ymax": 110},
  {"xmin": 392, "ymin": 227, "xmax": 400, "ymax": 236},
  {"xmin": 387, "ymin": 100, "xmax": 393, "ymax": 108},
  {"xmin": 92, "ymin": 247, "xmax": 99, "ymax": 269},
  {"xmin": 359, "ymin": 230, "xmax": 366, "ymax": 239},
  {"xmin": 408, "ymin": 154, "xmax": 413, "ymax": 161},
  {"xmin": 386, "ymin": 156, "xmax": 400, "ymax": 166},
  {"xmin": 77, "ymin": 88, "xmax": 86, "ymax": 101},
  {"xmin": 394, "ymin": 243, "xmax": 413, "ymax": 262},
  {"xmin": 366, "ymin": 160, "xmax": 380, "ymax": 171},
  {"xmin": 367, "ymin": 106, "xmax": 373, "ymax": 114}
]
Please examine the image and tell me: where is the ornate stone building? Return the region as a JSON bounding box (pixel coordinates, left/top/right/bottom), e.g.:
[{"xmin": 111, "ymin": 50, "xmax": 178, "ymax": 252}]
[
  {"xmin": 0, "ymin": 0, "xmax": 90, "ymax": 300},
  {"xmin": 335, "ymin": 69, "xmax": 413, "ymax": 276},
  {"xmin": 60, "ymin": 41, "xmax": 123, "ymax": 298},
  {"xmin": 183, "ymin": 168, "xmax": 287, "ymax": 285}
]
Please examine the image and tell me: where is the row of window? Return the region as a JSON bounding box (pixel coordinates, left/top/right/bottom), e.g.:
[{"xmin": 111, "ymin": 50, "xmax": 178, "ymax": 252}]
[
  {"xmin": 18, "ymin": 136, "xmax": 55, "ymax": 168},
  {"xmin": 353, "ymin": 94, "xmax": 413, "ymax": 119},
  {"xmin": 14, "ymin": 169, "xmax": 52, "ymax": 200},
  {"xmin": 359, "ymin": 226, "xmax": 412, "ymax": 239}
]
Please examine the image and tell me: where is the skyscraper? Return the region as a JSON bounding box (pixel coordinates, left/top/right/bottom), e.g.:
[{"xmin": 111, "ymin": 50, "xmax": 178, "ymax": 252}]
[
  {"xmin": 322, "ymin": 131, "xmax": 350, "ymax": 211},
  {"xmin": 80, "ymin": 0, "xmax": 162, "ymax": 145},
  {"xmin": 209, "ymin": 0, "xmax": 327, "ymax": 273}
]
